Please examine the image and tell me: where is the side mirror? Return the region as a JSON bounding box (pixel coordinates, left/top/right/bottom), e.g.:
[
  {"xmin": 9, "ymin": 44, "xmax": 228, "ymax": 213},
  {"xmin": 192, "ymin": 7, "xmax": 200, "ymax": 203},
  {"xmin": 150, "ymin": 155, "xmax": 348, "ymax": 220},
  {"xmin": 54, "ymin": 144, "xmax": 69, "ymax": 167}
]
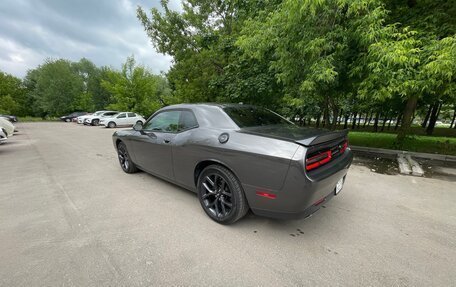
[{"xmin": 133, "ymin": 122, "xmax": 143, "ymax": 131}]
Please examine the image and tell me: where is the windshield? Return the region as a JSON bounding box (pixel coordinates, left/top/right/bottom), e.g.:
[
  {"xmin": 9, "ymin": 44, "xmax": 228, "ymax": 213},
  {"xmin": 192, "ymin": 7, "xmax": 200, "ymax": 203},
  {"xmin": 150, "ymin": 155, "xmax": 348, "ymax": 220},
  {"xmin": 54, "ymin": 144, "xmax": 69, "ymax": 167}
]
[{"xmin": 223, "ymin": 106, "xmax": 294, "ymax": 128}]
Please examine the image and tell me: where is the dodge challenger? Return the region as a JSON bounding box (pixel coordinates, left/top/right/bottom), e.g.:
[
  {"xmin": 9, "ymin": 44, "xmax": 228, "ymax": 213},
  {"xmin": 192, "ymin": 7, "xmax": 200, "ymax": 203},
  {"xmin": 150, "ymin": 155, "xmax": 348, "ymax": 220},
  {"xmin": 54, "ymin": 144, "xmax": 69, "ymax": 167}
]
[{"xmin": 112, "ymin": 104, "xmax": 353, "ymax": 224}]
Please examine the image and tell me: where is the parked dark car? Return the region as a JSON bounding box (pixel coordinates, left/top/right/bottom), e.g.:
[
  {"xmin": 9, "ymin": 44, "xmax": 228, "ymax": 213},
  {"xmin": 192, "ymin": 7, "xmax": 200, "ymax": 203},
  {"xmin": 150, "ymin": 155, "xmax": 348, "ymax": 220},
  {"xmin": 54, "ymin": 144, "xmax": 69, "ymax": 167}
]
[
  {"xmin": 112, "ymin": 104, "xmax": 352, "ymax": 224},
  {"xmin": 0, "ymin": 114, "xmax": 18, "ymax": 122},
  {"xmin": 60, "ymin": 112, "xmax": 88, "ymax": 122}
]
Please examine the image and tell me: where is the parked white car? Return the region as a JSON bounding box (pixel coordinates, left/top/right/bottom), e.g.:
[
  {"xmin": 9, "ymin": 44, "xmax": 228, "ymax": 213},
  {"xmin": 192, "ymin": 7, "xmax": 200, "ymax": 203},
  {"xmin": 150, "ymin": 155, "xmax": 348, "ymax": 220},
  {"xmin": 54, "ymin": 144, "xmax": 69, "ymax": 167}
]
[
  {"xmin": 100, "ymin": 112, "xmax": 145, "ymax": 128},
  {"xmin": 77, "ymin": 112, "xmax": 98, "ymax": 124},
  {"xmin": 0, "ymin": 128, "xmax": 7, "ymax": 144},
  {"xmin": 0, "ymin": 117, "xmax": 15, "ymax": 137},
  {"xmin": 84, "ymin": 111, "xmax": 118, "ymax": 126}
]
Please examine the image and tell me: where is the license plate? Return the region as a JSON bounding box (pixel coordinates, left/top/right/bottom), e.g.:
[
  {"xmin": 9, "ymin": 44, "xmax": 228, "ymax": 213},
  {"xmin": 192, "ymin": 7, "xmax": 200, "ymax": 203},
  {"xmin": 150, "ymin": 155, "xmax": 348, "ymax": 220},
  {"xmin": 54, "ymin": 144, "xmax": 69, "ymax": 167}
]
[{"xmin": 335, "ymin": 178, "xmax": 344, "ymax": 195}]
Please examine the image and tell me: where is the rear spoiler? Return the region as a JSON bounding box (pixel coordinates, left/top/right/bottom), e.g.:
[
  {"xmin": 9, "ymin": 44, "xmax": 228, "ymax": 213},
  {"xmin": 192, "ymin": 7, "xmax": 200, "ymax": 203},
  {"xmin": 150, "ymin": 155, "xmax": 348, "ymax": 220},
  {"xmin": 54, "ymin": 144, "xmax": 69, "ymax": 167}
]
[{"xmin": 295, "ymin": 129, "xmax": 348, "ymax": 147}]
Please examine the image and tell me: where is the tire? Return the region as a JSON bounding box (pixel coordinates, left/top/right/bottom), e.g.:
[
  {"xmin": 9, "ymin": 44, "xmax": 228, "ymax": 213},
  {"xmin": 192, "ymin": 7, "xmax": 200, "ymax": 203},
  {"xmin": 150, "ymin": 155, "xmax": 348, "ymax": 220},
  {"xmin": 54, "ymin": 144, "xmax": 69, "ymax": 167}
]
[
  {"xmin": 92, "ymin": 119, "xmax": 99, "ymax": 126},
  {"xmin": 117, "ymin": 142, "xmax": 138, "ymax": 173},
  {"xmin": 197, "ymin": 164, "xmax": 249, "ymax": 224},
  {"xmin": 65, "ymin": 118, "xmax": 71, "ymax": 122},
  {"xmin": 108, "ymin": 121, "xmax": 116, "ymax": 128},
  {"xmin": 136, "ymin": 120, "xmax": 143, "ymax": 125}
]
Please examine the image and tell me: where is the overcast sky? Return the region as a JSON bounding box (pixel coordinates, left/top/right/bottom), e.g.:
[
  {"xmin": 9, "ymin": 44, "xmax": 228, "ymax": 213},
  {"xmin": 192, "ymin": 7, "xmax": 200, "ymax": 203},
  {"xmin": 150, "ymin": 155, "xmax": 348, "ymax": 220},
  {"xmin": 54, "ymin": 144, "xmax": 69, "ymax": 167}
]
[{"xmin": 0, "ymin": 0, "xmax": 179, "ymax": 78}]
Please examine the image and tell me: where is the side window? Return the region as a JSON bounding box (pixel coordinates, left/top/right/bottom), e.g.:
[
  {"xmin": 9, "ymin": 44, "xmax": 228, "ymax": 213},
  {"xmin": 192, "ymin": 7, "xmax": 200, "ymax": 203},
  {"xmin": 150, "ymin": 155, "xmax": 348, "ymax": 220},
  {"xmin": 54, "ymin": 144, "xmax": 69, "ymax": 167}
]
[
  {"xmin": 127, "ymin": 112, "xmax": 136, "ymax": 117},
  {"xmin": 143, "ymin": 111, "xmax": 180, "ymax": 132},
  {"xmin": 179, "ymin": 111, "xmax": 198, "ymax": 131},
  {"xmin": 117, "ymin": 113, "xmax": 126, "ymax": 118}
]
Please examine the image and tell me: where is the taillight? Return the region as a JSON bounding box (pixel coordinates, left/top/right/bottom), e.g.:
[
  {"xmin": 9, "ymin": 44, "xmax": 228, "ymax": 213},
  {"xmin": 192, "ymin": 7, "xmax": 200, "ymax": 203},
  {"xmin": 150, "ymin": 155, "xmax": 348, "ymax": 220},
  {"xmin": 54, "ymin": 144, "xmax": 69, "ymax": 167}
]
[
  {"xmin": 305, "ymin": 140, "xmax": 348, "ymax": 171},
  {"xmin": 340, "ymin": 141, "xmax": 348, "ymax": 154},
  {"xmin": 306, "ymin": 150, "xmax": 332, "ymax": 171}
]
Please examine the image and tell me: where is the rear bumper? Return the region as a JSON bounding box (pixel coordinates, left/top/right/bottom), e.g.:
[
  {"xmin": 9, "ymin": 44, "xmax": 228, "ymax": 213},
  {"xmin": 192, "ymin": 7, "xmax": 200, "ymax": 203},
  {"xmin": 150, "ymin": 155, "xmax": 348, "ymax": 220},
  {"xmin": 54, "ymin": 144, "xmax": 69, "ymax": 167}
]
[
  {"xmin": 252, "ymin": 189, "xmax": 336, "ymax": 219},
  {"xmin": 247, "ymin": 149, "xmax": 353, "ymax": 220}
]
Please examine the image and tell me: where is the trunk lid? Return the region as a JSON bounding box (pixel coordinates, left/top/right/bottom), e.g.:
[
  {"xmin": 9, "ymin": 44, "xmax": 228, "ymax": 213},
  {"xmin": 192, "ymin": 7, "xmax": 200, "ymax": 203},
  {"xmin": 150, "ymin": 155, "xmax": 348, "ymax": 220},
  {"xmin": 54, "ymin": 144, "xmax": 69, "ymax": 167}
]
[{"xmin": 239, "ymin": 124, "xmax": 348, "ymax": 146}]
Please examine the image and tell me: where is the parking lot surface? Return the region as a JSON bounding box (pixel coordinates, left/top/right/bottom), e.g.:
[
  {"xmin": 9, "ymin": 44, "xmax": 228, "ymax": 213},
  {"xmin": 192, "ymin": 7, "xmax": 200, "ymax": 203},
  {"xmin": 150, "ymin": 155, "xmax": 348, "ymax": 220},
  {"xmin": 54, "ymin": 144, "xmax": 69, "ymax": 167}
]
[{"xmin": 1, "ymin": 122, "xmax": 455, "ymax": 286}]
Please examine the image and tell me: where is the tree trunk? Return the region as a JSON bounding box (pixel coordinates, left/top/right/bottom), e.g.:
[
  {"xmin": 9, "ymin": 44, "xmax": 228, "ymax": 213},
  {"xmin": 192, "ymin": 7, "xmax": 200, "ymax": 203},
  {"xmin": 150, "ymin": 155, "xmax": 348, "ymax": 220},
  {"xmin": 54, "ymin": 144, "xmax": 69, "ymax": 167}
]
[
  {"xmin": 421, "ymin": 104, "xmax": 432, "ymax": 128},
  {"xmin": 450, "ymin": 108, "xmax": 456, "ymax": 129},
  {"xmin": 351, "ymin": 112, "xmax": 357, "ymax": 130},
  {"xmin": 394, "ymin": 113, "xmax": 402, "ymax": 131},
  {"xmin": 337, "ymin": 109, "xmax": 343, "ymax": 126},
  {"xmin": 364, "ymin": 112, "xmax": 372, "ymax": 127},
  {"xmin": 331, "ymin": 107, "xmax": 339, "ymax": 130},
  {"xmin": 426, "ymin": 101, "xmax": 442, "ymax": 135},
  {"xmin": 387, "ymin": 118, "xmax": 392, "ymax": 130},
  {"xmin": 316, "ymin": 114, "xmax": 321, "ymax": 128},
  {"xmin": 380, "ymin": 113, "xmax": 388, "ymax": 132},
  {"xmin": 397, "ymin": 95, "xmax": 418, "ymax": 141},
  {"xmin": 357, "ymin": 114, "xmax": 362, "ymax": 129},
  {"xmin": 373, "ymin": 112, "xmax": 380, "ymax": 132},
  {"xmin": 343, "ymin": 114, "xmax": 349, "ymax": 129}
]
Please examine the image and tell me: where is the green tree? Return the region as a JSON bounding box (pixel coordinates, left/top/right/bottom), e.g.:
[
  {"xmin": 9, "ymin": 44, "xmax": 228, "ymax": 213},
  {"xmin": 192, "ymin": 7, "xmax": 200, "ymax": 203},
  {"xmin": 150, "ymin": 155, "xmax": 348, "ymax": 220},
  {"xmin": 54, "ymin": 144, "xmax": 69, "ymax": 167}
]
[
  {"xmin": 30, "ymin": 59, "xmax": 84, "ymax": 116},
  {"xmin": 0, "ymin": 71, "xmax": 24, "ymax": 115},
  {"xmin": 237, "ymin": 0, "xmax": 456, "ymax": 139},
  {"xmin": 137, "ymin": 0, "xmax": 282, "ymax": 106},
  {"xmin": 101, "ymin": 56, "xmax": 171, "ymax": 117}
]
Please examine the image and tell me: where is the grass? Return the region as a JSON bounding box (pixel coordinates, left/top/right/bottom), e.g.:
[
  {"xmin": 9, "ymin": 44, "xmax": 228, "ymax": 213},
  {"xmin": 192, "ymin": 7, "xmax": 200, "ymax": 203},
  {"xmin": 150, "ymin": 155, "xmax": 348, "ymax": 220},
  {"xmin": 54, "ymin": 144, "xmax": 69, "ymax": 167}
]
[{"xmin": 349, "ymin": 131, "xmax": 456, "ymax": 156}]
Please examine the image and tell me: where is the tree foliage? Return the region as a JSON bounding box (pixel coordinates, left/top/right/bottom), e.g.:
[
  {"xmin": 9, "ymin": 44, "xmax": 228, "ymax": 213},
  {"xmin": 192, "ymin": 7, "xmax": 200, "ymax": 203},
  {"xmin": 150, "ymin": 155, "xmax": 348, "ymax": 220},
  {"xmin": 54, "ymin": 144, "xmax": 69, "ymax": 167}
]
[
  {"xmin": 0, "ymin": 72, "xmax": 24, "ymax": 115},
  {"xmin": 138, "ymin": 0, "xmax": 456, "ymax": 137},
  {"xmin": 102, "ymin": 56, "xmax": 171, "ymax": 117},
  {"xmin": 0, "ymin": 56, "xmax": 170, "ymax": 118}
]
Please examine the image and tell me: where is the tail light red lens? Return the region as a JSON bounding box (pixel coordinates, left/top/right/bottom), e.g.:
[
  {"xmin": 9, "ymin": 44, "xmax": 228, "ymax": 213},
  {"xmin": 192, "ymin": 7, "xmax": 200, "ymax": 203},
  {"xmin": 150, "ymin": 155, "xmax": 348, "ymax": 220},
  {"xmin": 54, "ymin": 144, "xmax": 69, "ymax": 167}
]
[
  {"xmin": 306, "ymin": 150, "xmax": 332, "ymax": 171},
  {"xmin": 305, "ymin": 140, "xmax": 348, "ymax": 171},
  {"xmin": 340, "ymin": 141, "xmax": 348, "ymax": 154}
]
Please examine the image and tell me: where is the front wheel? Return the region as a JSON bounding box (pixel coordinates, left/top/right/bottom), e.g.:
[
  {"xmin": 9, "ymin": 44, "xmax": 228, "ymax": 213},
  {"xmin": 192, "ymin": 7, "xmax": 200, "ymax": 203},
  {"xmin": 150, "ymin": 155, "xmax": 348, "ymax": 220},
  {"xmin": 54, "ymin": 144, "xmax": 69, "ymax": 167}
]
[
  {"xmin": 117, "ymin": 142, "xmax": 138, "ymax": 173},
  {"xmin": 92, "ymin": 119, "xmax": 99, "ymax": 126},
  {"xmin": 65, "ymin": 118, "xmax": 71, "ymax": 122},
  {"xmin": 197, "ymin": 165, "xmax": 249, "ymax": 224},
  {"xmin": 108, "ymin": 121, "xmax": 116, "ymax": 128}
]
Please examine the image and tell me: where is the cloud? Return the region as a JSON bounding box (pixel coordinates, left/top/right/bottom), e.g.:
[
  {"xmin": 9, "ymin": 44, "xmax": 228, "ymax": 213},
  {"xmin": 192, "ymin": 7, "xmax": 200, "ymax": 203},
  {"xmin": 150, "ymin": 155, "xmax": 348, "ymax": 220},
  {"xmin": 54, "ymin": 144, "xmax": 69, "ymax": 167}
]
[{"xmin": 0, "ymin": 0, "xmax": 178, "ymax": 78}]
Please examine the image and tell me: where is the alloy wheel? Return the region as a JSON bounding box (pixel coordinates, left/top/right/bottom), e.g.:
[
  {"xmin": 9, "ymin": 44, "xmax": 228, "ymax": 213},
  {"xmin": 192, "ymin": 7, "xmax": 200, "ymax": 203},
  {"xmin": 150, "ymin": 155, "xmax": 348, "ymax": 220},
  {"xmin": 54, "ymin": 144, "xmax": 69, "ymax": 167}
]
[
  {"xmin": 117, "ymin": 145, "xmax": 130, "ymax": 171},
  {"xmin": 201, "ymin": 173, "xmax": 233, "ymax": 218}
]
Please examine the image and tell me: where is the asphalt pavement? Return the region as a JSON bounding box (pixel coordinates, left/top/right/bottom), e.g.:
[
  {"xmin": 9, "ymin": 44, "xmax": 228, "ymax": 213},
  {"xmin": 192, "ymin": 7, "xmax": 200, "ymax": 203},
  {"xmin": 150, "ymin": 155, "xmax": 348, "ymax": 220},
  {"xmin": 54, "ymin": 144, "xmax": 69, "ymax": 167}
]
[{"xmin": 1, "ymin": 122, "xmax": 455, "ymax": 286}]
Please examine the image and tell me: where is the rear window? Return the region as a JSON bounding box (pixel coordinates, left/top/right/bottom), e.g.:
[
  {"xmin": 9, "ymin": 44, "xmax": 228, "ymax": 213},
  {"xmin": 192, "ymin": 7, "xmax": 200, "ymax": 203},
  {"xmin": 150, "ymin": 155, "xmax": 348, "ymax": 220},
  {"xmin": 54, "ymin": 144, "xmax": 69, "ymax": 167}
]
[
  {"xmin": 127, "ymin": 113, "xmax": 136, "ymax": 117},
  {"xmin": 179, "ymin": 110, "xmax": 198, "ymax": 131},
  {"xmin": 223, "ymin": 106, "xmax": 293, "ymax": 128}
]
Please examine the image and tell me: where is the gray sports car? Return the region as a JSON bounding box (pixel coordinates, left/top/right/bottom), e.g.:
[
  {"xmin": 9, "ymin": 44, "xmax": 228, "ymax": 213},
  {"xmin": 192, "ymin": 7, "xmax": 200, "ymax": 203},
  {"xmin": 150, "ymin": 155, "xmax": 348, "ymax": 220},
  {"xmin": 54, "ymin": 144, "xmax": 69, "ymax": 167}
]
[{"xmin": 112, "ymin": 104, "xmax": 353, "ymax": 224}]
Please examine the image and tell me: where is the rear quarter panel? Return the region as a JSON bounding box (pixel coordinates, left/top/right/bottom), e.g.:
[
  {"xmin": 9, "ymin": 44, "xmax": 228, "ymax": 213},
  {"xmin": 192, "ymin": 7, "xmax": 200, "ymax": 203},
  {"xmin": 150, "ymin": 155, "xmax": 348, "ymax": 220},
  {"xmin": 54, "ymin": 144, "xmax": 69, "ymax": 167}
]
[{"xmin": 172, "ymin": 128, "xmax": 299, "ymax": 194}]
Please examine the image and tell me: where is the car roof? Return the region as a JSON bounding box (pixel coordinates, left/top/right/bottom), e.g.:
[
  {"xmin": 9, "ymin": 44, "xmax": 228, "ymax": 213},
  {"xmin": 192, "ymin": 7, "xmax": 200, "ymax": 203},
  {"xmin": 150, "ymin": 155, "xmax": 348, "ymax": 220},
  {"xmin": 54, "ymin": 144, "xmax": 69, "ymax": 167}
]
[{"xmin": 161, "ymin": 103, "xmax": 256, "ymax": 110}]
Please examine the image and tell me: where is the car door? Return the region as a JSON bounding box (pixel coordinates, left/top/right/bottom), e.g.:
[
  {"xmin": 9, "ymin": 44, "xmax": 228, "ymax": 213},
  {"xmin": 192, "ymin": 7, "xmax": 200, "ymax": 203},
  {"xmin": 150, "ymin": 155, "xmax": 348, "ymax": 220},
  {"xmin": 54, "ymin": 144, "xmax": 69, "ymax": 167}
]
[
  {"xmin": 115, "ymin": 113, "xmax": 127, "ymax": 125},
  {"xmin": 127, "ymin": 112, "xmax": 138, "ymax": 125},
  {"xmin": 131, "ymin": 110, "xmax": 180, "ymax": 180}
]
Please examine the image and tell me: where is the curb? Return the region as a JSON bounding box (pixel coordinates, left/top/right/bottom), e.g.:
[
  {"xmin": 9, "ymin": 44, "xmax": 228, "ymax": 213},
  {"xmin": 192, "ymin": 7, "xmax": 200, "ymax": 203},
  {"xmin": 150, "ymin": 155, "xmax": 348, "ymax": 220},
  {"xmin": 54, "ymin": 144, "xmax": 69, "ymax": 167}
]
[{"xmin": 351, "ymin": 146, "xmax": 456, "ymax": 162}]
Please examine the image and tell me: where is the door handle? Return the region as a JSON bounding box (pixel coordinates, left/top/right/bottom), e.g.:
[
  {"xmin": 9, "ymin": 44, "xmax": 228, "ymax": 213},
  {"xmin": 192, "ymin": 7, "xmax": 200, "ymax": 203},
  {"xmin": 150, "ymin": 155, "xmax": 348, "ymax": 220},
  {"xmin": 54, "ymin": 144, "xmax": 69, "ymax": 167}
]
[{"xmin": 163, "ymin": 139, "xmax": 171, "ymax": 144}]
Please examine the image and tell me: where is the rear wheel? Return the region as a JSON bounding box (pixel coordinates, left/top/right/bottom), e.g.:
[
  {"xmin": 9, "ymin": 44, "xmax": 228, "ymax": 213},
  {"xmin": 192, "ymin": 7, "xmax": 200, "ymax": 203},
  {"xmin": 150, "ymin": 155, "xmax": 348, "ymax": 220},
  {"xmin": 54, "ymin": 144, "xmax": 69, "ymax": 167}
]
[
  {"xmin": 92, "ymin": 119, "xmax": 99, "ymax": 126},
  {"xmin": 136, "ymin": 120, "xmax": 143, "ymax": 125},
  {"xmin": 197, "ymin": 165, "xmax": 249, "ymax": 224},
  {"xmin": 117, "ymin": 142, "xmax": 138, "ymax": 173},
  {"xmin": 65, "ymin": 118, "xmax": 71, "ymax": 122},
  {"xmin": 108, "ymin": 121, "xmax": 116, "ymax": 128}
]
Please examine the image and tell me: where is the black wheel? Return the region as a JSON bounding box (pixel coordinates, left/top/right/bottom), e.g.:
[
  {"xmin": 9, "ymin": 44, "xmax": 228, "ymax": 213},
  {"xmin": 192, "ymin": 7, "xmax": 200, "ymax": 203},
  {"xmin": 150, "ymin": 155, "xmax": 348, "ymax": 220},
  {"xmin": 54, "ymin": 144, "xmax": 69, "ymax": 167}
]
[
  {"xmin": 65, "ymin": 118, "xmax": 71, "ymax": 122},
  {"xmin": 117, "ymin": 142, "xmax": 138, "ymax": 173},
  {"xmin": 108, "ymin": 121, "xmax": 116, "ymax": 128},
  {"xmin": 136, "ymin": 120, "xmax": 143, "ymax": 125},
  {"xmin": 92, "ymin": 119, "xmax": 99, "ymax": 126},
  {"xmin": 197, "ymin": 165, "xmax": 249, "ymax": 224}
]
